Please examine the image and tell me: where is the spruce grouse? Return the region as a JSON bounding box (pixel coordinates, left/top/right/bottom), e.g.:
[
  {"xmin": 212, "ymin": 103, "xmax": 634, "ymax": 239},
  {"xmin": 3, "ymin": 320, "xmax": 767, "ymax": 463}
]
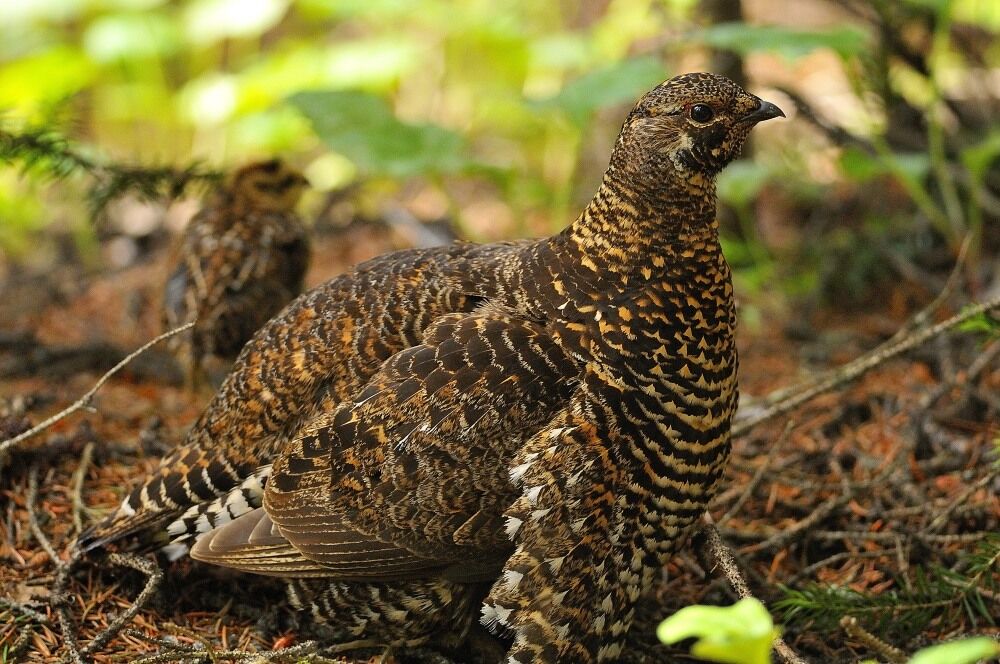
[
  {"xmin": 80, "ymin": 73, "xmax": 784, "ymax": 662},
  {"xmin": 163, "ymin": 158, "xmax": 311, "ymax": 389}
]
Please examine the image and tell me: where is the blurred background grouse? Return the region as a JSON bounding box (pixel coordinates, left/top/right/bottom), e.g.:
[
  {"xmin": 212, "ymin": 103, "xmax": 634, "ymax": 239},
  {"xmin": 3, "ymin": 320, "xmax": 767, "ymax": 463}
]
[
  {"xmin": 79, "ymin": 73, "xmax": 783, "ymax": 662},
  {"xmin": 163, "ymin": 158, "xmax": 311, "ymax": 389}
]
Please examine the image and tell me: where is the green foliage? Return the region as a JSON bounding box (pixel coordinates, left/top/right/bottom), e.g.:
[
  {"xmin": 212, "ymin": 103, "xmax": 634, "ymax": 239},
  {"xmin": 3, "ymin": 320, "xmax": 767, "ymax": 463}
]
[
  {"xmin": 777, "ymin": 535, "xmax": 1000, "ymax": 642},
  {"xmin": 657, "ymin": 598, "xmax": 778, "ymax": 664},
  {"xmin": 288, "ymin": 90, "xmax": 477, "ymax": 178},
  {"xmin": 957, "ymin": 311, "xmax": 1000, "ymax": 338},
  {"xmin": 905, "ymin": 637, "xmax": 1000, "ymax": 664},
  {"xmin": 0, "ymin": 124, "xmax": 221, "ymax": 217},
  {"xmin": 690, "ymin": 23, "xmax": 868, "ymax": 61},
  {"xmin": 532, "ymin": 56, "xmax": 666, "ymax": 125},
  {"xmin": 838, "ymin": 148, "xmax": 931, "ymax": 184}
]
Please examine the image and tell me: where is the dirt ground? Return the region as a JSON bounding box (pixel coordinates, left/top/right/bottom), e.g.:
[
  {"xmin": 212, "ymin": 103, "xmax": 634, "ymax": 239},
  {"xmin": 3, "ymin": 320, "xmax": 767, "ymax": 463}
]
[{"xmin": 1, "ymin": 224, "xmax": 997, "ymax": 663}]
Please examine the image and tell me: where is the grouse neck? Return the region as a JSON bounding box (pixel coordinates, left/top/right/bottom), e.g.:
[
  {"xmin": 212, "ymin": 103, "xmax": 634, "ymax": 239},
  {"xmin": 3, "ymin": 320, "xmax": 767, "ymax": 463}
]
[{"xmin": 563, "ymin": 164, "xmax": 721, "ymax": 278}]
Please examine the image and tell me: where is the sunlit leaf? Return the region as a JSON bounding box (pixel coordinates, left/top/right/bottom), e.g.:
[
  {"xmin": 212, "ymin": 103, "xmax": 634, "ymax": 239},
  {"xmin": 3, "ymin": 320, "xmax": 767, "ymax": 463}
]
[
  {"xmin": 692, "ymin": 23, "xmax": 868, "ymax": 61},
  {"xmin": 236, "ymin": 39, "xmax": 419, "ymax": 113},
  {"xmin": 907, "ymin": 637, "xmax": 999, "ymax": 664},
  {"xmin": 183, "ymin": 0, "xmax": 290, "ymax": 44},
  {"xmin": 0, "ymin": 46, "xmax": 95, "ymax": 117},
  {"xmin": 296, "ymin": 0, "xmax": 414, "ymax": 20},
  {"xmin": 534, "ymin": 56, "xmax": 665, "ymax": 125},
  {"xmin": 179, "ymin": 74, "xmax": 239, "ymax": 125},
  {"xmin": 0, "ymin": 0, "xmax": 83, "ymax": 25},
  {"xmin": 955, "ymin": 0, "xmax": 1000, "ymax": 29},
  {"xmin": 658, "ymin": 598, "xmax": 778, "ymax": 664},
  {"xmin": 289, "ymin": 89, "xmax": 473, "ymax": 178},
  {"xmin": 228, "ymin": 107, "xmax": 312, "ymax": 152},
  {"xmin": 83, "ymin": 12, "xmax": 181, "ymax": 62}
]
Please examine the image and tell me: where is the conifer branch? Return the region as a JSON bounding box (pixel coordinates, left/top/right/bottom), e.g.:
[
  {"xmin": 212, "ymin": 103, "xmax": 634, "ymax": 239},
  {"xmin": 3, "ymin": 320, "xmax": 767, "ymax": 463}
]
[{"xmin": 0, "ymin": 124, "xmax": 222, "ymax": 218}]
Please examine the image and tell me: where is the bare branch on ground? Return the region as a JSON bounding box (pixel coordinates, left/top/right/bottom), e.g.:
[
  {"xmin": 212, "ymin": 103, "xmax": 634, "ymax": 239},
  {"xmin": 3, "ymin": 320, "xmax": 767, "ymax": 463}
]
[{"xmin": 0, "ymin": 322, "xmax": 194, "ymax": 460}]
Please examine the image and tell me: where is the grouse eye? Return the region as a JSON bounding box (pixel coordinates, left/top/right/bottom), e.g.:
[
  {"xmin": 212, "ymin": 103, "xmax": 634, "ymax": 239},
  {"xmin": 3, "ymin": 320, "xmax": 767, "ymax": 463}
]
[{"xmin": 689, "ymin": 104, "xmax": 714, "ymax": 123}]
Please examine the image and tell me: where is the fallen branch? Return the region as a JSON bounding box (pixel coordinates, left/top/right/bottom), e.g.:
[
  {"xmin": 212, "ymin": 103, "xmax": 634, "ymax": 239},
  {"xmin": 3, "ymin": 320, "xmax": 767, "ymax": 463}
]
[
  {"xmin": 71, "ymin": 441, "xmax": 96, "ymax": 534},
  {"xmin": 27, "ymin": 464, "xmax": 60, "ymax": 563},
  {"xmin": 839, "ymin": 616, "xmax": 907, "ymax": 663},
  {"xmin": 79, "ymin": 553, "xmax": 164, "ymax": 657},
  {"xmin": 715, "ymin": 421, "xmax": 793, "ymax": 525},
  {"xmin": 0, "ymin": 322, "xmax": 194, "ymax": 459},
  {"xmin": 124, "ymin": 630, "xmax": 326, "ymax": 664},
  {"xmin": 696, "ymin": 518, "xmax": 809, "ymax": 664},
  {"xmin": 733, "ymin": 296, "xmax": 1000, "ymax": 437}
]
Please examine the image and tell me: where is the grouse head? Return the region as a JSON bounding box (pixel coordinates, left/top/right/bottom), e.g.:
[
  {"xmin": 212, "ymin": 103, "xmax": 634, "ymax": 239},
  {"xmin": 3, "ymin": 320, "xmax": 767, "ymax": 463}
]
[
  {"xmin": 228, "ymin": 158, "xmax": 310, "ymax": 212},
  {"xmin": 613, "ymin": 72, "xmax": 784, "ymax": 184}
]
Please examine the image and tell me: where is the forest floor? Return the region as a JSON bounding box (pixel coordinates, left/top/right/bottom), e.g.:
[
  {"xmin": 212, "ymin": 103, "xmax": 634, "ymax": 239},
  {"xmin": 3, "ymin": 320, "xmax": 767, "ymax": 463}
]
[{"xmin": 0, "ymin": 222, "xmax": 997, "ymax": 664}]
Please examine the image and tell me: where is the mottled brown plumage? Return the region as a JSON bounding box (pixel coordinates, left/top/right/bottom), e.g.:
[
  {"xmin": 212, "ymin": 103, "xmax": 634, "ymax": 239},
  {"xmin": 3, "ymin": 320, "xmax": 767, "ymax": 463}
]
[
  {"xmin": 79, "ymin": 73, "xmax": 784, "ymax": 662},
  {"xmin": 163, "ymin": 158, "xmax": 311, "ymax": 388}
]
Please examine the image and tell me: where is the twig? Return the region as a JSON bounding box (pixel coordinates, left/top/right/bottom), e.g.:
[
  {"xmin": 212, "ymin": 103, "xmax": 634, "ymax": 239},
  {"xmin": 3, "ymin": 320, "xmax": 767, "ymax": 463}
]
[
  {"xmin": 886, "ymin": 234, "xmax": 972, "ymax": 346},
  {"xmin": 733, "ymin": 296, "xmax": 1000, "ymax": 437},
  {"xmin": 743, "ymin": 492, "xmax": 852, "ymax": 556},
  {"xmin": 51, "ymin": 557, "xmax": 84, "ymax": 664},
  {"xmin": 716, "ymin": 421, "xmax": 793, "ymax": 525},
  {"xmin": 924, "ymin": 471, "xmax": 998, "ymax": 533},
  {"xmin": 775, "ymin": 86, "xmax": 875, "ymax": 152},
  {"xmin": 0, "ymin": 597, "xmax": 51, "ymax": 625},
  {"xmin": 0, "ymin": 322, "xmax": 194, "ymax": 458},
  {"xmin": 124, "ymin": 633, "xmax": 325, "ymax": 664},
  {"xmin": 839, "ymin": 616, "xmax": 907, "ymax": 663},
  {"xmin": 27, "ymin": 464, "xmax": 59, "ymax": 563},
  {"xmin": 787, "ymin": 550, "xmax": 892, "ymax": 585},
  {"xmin": 811, "ymin": 530, "xmax": 991, "ymax": 544},
  {"xmin": 8, "ymin": 625, "xmax": 36, "ymax": 662},
  {"xmin": 71, "ymin": 441, "xmax": 95, "ymax": 534},
  {"xmin": 79, "ymin": 553, "xmax": 164, "ymax": 657},
  {"xmin": 696, "ymin": 519, "xmax": 810, "ymax": 664}
]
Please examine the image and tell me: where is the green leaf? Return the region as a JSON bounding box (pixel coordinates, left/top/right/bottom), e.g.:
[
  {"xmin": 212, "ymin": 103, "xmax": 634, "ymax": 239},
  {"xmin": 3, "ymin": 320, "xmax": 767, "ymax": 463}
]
[
  {"xmin": 0, "ymin": 46, "xmax": 96, "ymax": 118},
  {"xmin": 907, "ymin": 637, "xmax": 1000, "ymax": 664},
  {"xmin": 692, "ymin": 23, "xmax": 868, "ymax": 61},
  {"xmin": 961, "ymin": 130, "xmax": 1000, "ymax": 183},
  {"xmin": 288, "ymin": 89, "xmax": 473, "ymax": 178},
  {"xmin": 658, "ymin": 598, "xmax": 778, "ymax": 664},
  {"xmin": 958, "ymin": 312, "xmax": 1000, "ymax": 338},
  {"xmin": 534, "ymin": 56, "xmax": 666, "ymax": 125},
  {"xmin": 838, "ymin": 147, "xmax": 931, "ymax": 183},
  {"xmin": 717, "ymin": 160, "xmax": 773, "ymax": 209}
]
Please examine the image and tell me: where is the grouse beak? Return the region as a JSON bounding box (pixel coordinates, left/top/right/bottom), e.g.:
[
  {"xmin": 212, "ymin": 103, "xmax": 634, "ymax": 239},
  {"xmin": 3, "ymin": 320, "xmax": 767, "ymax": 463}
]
[{"xmin": 742, "ymin": 99, "xmax": 785, "ymax": 124}]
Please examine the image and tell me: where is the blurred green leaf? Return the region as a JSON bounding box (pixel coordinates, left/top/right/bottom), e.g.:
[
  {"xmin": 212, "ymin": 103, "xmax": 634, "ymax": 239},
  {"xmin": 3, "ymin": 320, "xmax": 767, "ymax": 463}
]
[
  {"xmin": 534, "ymin": 56, "xmax": 665, "ymax": 125},
  {"xmin": 839, "ymin": 147, "xmax": 931, "ymax": 183},
  {"xmin": 83, "ymin": 12, "xmax": 181, "ymax": 62},
  {"xmin": 183, "ymin": 0, "xmax": 290, "ymax": 44},
  {"xmin": 901, "ymin": 0, "xmax": 951, "ymax": 13},
  {"xmin": 718, "ymin": 160, "xmax": 773, "ymax": 209},
  {"xmin": 961, "ymin": 130, "xmax": 1000, "ymax": 182},
  {"xmin": 657, "ymin": 598, "xmax": 778, "ymax": 664},
  {"xmin": 0, "ymin": 46, "xmax": 96, "ymax": 118},
  {"xmin": 955, "ymin": 0, "xmax": 1000, "ymax": 29},
  {"xmin": 958, "ymin": 312, "xmax": 1000, "ymax": 338},
  {"xmin": 179, "ymin": 74, "xmax": 239, "ymax": 125},
  {"xmin": 0, "ymin": 0, "xmax": 86, "ymax": 25},
  {"xmin": 692, "ymin": 23, "xmax": 868, "ymax": 61},
  {"xmin": 289, "ymin": 89, "xmax": 473, "ymax": 178},
  {"xmin": 907, "ymin": 637, "xmax": 999, "ymax": 664}
]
